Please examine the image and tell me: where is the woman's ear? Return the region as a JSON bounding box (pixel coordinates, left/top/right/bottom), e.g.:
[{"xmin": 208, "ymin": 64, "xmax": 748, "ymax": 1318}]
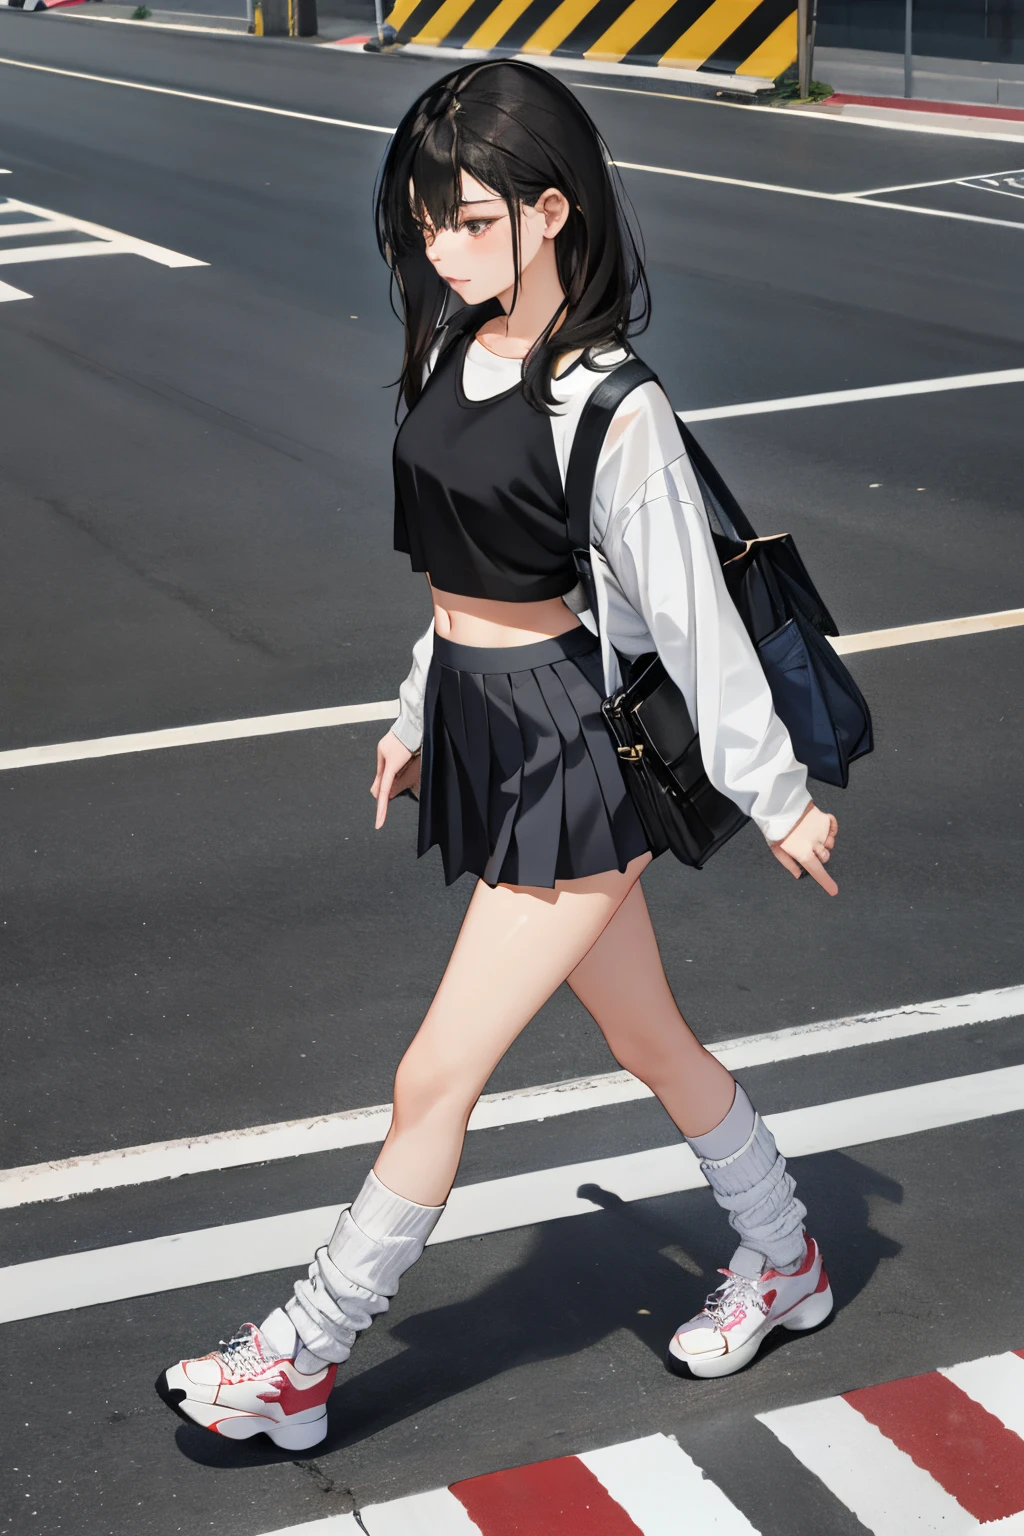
[{"xmin": 537, "ymin": 188, "xmax": 571, "ymax": 240}]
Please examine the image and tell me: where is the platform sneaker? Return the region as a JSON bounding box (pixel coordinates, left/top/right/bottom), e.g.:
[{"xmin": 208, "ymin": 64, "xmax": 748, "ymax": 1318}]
[
  {"xmin": 667, "ymin": 1234, "xmax": 833, "ymax": 1379},
  {"xmin": 156, "ymin": 1321, "xmax": 335, "ymax": 1449}
]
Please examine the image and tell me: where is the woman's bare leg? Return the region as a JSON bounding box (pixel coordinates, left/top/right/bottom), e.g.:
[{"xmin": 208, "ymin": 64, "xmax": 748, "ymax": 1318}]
[
  {"xmin": 374, "ymin": 852, "xmax": 652, "ymax": 1206},
  {"xmin": 567, "ymin": 880, "xmax": 735, "ymax": 1137}
]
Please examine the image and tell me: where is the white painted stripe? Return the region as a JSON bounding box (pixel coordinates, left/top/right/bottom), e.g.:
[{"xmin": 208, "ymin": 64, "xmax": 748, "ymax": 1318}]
[
  {"xmin": 0, "ymin": 55, "xmax": 396, "ymax": 134},
  {"xmin": 0, "ymin": 699, "xmax": 400, "ymax": 773},
  {"xmin": 784, "ymin": 101, "xmax": 1024, "ymax": 147},
  {"xmin": 681, "ymin": 369, "xmax": 1024, "ymax": 421},
  {"xmin": 0, "ymin": 276, "xmax": 29, "ymax": 301},
  {"xmin": 758, "ymin": 1394, "xmax": 978, "ymax": 1535},
  {"xmin": 4, "ymin": 984, "xmax": 1019, "ymax": 1207},
  {"xmin": 3, "ymin": 1064, "xmax": 1023, "ymax": 1322},
  {"xmin": 849, "ymin": 168, "xmax": 1024, "ymax": 197},
  {"xmin": 5, "ymin": 984, "xmax": 1020, "ymax": 1208},
  {"xmin": 613, "ymin": 159, "xmax": 1024, "ymax": 232},
  {"xmin": 941, "ymin": 1352, "xmax": 1024, "ymax": 1440},
  {"xmin": 831, "ymin": 608, "xmax": 1024, "ymax": 654},
  {"xmin": 0, "ymin": 196, "xmax": 206, "ymax": 267},
  {"xmin": 580, "ymin": 1434, "xmax": 759, "ymax": 1534},
  {"xmin": 358, "ymin": 1487, "xmax": 483, "ymax": 1535},
  {"xmin": 57, "ymin": 12, "xmax": 246, "ymax": 30},
  {"xmin": 2, "ymin": 600, "xmax": 1021, "ymax": 775}
]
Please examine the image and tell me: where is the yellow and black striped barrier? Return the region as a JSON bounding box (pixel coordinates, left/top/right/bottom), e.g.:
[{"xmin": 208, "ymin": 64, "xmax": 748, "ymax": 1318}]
[{"xmin": 390, "ymin": 0, "xmax": 797, "ymax": 82}]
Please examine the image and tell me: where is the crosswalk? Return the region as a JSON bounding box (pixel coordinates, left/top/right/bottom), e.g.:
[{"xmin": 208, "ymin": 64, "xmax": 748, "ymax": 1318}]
[
  {"xmin": 762, "ymin": 1349, "xmax": 1024, "ymax": 1534},
  {"xmin": 0, "ymin": 193, "xmax": 206, "ymax": 302},
  {"xmin": 255, "ymin": 1350, "xmax": 1024, "ymax": 1535}
]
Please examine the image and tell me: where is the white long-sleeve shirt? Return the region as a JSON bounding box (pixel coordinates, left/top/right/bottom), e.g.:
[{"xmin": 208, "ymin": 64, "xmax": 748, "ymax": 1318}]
[{"xmin": 391, "ymin": 339, "xmax": 812, "ymax": 845}]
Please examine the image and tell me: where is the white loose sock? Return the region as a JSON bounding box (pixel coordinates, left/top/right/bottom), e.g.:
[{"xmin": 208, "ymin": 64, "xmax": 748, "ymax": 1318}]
[{"xmin": 261, "ymin": 1170, "xmax": 444, "ymax": 1374}]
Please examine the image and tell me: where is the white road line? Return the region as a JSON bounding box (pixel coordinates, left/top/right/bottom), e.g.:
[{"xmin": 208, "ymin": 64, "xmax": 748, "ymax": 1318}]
[
  {"xmin": 963, "ymin": 180, "xmax": 1024, "ymax": 202},
  {"xmin": 612, "ymin": 159, "xmax": 1024, "ymax": 232},
  {"xmin": 2, "ymin": 1063, "xmax": 1023, "ymax": 1321},
  {"xmin": 832, "ymin": 608, "xmax": 1024, "ymax": 655},
  {"xmin": 0, "ymin": 698, "xmax": 400, "ymax": 774},
  {"xmin": 4, "ymin": 984, "xmax": 1019, "ymax": 1208},
  {"xmin": 0, "ymin": 55, "xmax": 396, "ymax": 134},
  {"xmin": 848, "ymin": 167, "xmax": 1024, "ymax": 196},
  {"xmin": 758, "ymin": 1395, "xmax": 976, "ymax": 1535},
  {"xmin": 360, "ymin": 1488, "xmax": 482, "ymax": 1535},
  {"xmin": 0, "ymin": 196, "xmax": 205, "ymax": 268},
  {"xmin": 940, "ymin": 1352, "xmax": 1024, "ymax": 1440},
  {"xmin": 680, "ymin": 368, "xmax": 1024, "ymax": 421},
  {"xmin": 579, "ymin": 1436, "xmax": 759, "ymax": 1535},
  {"xmin": 0, "ymin": 276, "xmax": 29, "ymax": 301},
  {"xmin": 55, "ymin": 15, "xmax": 252, "ymax": 33},
  {"xmin": 2, "ymin": 603, "xmax": 1021, "ymax": 778}
]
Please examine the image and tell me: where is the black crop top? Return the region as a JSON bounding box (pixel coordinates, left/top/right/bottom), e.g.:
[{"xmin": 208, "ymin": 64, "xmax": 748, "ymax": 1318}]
[{"xmin": 393, "ymin": 329, "xmax": 577, "ymax": 603}]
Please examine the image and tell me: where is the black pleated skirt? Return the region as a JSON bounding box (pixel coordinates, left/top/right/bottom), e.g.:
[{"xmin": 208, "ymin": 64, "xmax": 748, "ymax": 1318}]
[{"xmin": 418, "ymin": 626, "xmax": 651, "ymax": 888}]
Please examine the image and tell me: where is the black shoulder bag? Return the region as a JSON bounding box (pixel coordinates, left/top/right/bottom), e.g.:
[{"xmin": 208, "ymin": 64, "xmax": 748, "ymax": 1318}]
[{"xmin": 564, "ymin": 358, "xmax": 873, "ymax": 869}]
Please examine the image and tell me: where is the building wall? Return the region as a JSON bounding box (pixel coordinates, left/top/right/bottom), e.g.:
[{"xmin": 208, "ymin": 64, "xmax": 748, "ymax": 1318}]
[{"xmin": 816, "ymin": 0, "xmax": 1024, "ymax": 64}]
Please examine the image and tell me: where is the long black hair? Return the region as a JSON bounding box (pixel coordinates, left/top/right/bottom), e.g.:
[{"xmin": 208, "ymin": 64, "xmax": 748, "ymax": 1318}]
[{"xmin": 375, "ymin": 60, "xmax": 650, "ymax": 415}]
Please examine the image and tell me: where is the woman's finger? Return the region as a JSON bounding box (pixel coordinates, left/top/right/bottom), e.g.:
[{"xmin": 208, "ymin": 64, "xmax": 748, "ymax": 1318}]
[
  {"xmin": 371, "ymin": 743, "xmax": 387, "ymax": 799},
  {"xmin": 375, "ymin": 765, "xmax": 397, "ymax": 829},
  {"xmin": 801, "ymin": 847, "xmax": 839, "ymax": 896}
]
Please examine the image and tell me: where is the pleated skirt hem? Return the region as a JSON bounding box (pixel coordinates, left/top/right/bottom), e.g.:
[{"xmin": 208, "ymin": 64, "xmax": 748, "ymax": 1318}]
[{"xmin": 418, "ymin": 626, "xmax": 651, "ymax": 888}]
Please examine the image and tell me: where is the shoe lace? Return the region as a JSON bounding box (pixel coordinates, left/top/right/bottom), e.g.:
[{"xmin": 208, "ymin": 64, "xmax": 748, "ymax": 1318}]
[
  {"xmin": 215, "ymin": 1325, "xmax": 266, "ymax": 1379},
  {"xmin": 702, "ymin": 1270, "xmax": 766, "ymax": 1327}
]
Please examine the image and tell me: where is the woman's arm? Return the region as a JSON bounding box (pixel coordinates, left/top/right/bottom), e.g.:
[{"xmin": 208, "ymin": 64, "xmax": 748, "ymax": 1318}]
[
  {"xmin": 391, "ymin": 619, "xmax": 434, "ymax": 752},
  {"xmin": 595, "ymin": 387, "xmax": 823, "ymax": 849}
]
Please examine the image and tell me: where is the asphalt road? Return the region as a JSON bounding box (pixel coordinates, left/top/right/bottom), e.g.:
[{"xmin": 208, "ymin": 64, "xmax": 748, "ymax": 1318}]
[{"xmin": 1, "ymin": 15, "xmax": 1023, "ymax": 1536}]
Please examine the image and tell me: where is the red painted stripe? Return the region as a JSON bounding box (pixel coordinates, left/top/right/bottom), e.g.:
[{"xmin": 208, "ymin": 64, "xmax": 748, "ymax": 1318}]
[
  {"xmin": 451, "ymin": 1453, "xmax": 643, "ymax": 1536},
  {"xmin": 844, "ymin": 1370, "xmax": 1024, "ymax": 1523},
  {"xmin": 828, "ymin": 92, "xmax": 1024, "ymax": 122}
]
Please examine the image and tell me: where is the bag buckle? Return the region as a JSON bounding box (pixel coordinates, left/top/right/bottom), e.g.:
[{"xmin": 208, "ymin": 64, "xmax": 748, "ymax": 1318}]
[{"xmin": 616, "ymin": 743, "xmax": 644, "ymax": 761}]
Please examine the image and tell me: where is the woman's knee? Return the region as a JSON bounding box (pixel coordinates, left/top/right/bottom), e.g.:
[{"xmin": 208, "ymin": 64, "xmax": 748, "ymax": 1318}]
[{"xmin": 391, "ymin": 1046, "xmax": 481, "ymax": 1128}]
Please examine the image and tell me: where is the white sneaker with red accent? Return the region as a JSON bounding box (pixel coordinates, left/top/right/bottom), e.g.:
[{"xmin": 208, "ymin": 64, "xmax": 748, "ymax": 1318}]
[
  {"xmin": 156, "ymin": 1322, "xmax": 336, "ymax": 1449},
  {"xmin": 667, "ymin": 1235, "xmax": 833, "ymax": 1379}
]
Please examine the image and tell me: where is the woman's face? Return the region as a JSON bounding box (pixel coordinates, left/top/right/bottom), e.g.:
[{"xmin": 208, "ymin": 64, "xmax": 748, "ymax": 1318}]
[{"xmin": 416, "ymin": 171, "xmax": 568, "ymax": 307}]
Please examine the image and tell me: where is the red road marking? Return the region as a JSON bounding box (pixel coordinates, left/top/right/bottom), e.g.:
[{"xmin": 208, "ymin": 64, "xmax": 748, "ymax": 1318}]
[
  {"xmin": 451, "ymin": 1454, "xmax": 643, "ymax": 1536},
  {"xmin": 828, "ymin": 93, "xmax": 1024, "ymax": 123},
  {"xmin": 844, "ymin": 1370, "xmax": 1024, "ymax": 1523}
]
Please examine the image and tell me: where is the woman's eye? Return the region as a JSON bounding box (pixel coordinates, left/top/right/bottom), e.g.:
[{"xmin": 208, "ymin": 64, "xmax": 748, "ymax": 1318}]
[{"xmin": 461, "ymin": 219, "xmax": 493, "ymax": 237}]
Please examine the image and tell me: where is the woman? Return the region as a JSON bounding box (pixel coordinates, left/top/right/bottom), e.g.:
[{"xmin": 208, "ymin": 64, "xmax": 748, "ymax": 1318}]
[{"xmin": 159, "ymin": 60, "xmax": 838, "ymax": 1453}]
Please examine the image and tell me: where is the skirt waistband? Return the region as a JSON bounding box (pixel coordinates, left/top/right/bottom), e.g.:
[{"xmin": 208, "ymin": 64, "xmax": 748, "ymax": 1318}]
[{"xmin": 432, "ymin": 624, "xmax": 599, "ymax": 675}]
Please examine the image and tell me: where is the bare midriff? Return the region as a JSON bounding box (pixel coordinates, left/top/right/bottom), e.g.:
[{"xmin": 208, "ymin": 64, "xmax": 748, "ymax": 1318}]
[{"xmin": 428, "ymin": 581, "xmax": 582, "ymax": 647}]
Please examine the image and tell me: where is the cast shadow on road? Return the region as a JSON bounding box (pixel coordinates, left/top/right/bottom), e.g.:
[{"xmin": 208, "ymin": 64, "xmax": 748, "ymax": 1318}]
[{"xmin": 173, "ymin": 1149, "xmax": 902, "ymax": 1470}]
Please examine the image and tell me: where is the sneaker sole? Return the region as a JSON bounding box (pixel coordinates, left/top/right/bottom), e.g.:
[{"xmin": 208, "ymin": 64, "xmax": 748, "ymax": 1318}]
[
  {"xmin": 666, "ymin": 1280, "xmax": 834, "ymax": 1380},
  {"xmin": 154, "ymin": 1370, "xmax": 329, "ymax": 1451}
]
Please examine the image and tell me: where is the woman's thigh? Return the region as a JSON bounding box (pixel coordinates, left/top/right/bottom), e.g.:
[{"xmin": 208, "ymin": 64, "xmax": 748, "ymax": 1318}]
[{"xmin": 397, "ymin": 851, "xmax": 653, "ymax": 1104}]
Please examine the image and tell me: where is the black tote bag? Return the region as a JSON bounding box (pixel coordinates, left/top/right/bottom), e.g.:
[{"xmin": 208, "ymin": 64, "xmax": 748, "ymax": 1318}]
[
  {"xmin": 680, "ymin": 418, "xmax": 874, "ymax": 788},
  {"xmin": 566, "ymin": 358, "xmax": 873, "ymax": 794}
]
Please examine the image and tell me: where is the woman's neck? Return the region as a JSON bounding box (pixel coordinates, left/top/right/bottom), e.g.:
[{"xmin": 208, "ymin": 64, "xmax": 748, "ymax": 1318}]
[{"xmin": 474, "ymin": 241, "xmax": 565, "ymax": 360}]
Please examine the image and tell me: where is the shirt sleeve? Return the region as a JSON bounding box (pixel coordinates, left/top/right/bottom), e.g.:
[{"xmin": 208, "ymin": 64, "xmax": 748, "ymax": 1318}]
[
  {"xmin": 391, "ymin": 619, "xmax": 434, "ymax": 752},
  {"xmin": 597, "ymin": 385, "xmax": 812, "ymax": 844}
]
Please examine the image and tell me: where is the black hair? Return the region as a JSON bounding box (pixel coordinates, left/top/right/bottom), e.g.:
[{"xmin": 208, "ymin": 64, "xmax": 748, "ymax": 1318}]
[{"xmin": 374, "ymin": 59, "xmax": 650, "ymax": 415}]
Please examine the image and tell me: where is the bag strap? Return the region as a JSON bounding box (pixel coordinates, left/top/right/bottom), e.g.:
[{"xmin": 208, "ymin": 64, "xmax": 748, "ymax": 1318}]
[
  {"xmin": 564, "ymin": 357, "xmax": 658, "ymax": 553},
  {"xmin": 564, "ymin": 357, "xmax": 761, "ymax": 556},
  {"xmin": 677, "ymin": 420, "xmax": 757, "ymax": 544}
]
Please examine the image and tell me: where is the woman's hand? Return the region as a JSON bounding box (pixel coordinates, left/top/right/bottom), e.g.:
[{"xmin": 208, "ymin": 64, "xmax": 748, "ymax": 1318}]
[
  {"xmin": 370, "ymin": 731, "xmax": 420, "ymax": 830},
  {"xmin": 770, "ymin": 803, "xmax": 839, "ymax": 896}
]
